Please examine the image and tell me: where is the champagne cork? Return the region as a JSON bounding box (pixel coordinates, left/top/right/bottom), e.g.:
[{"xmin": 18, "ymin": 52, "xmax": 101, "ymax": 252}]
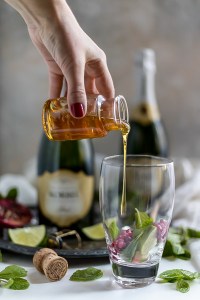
[{"xmin": 33, "ymin": 248, "xmax": 68, "ymax": 281}]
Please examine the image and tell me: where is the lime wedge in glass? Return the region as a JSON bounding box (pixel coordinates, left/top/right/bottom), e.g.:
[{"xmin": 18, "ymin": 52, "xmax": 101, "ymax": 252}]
[{"xmin": 8, "ymin": 225, "xmax": 46, "ymax": 247}]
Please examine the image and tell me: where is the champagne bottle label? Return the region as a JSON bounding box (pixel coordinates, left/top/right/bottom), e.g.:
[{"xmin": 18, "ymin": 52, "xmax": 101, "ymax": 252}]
[
  {"xmin": 131, "ymin": 102, "xmax": 160, "ymax": 125},
  {"xmin": 38, "ymin": 170, "xmax": 94, "ymax": 227}
]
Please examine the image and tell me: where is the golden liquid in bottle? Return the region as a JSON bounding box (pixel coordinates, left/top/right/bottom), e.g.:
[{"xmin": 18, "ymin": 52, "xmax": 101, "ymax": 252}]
[
  {"xmin": 120, "ymin": 122, "xmax": 130, "ymax": 216},
  {"xmin": 43, "ymin": 98, "xmax": 128, "ymax": 141}
]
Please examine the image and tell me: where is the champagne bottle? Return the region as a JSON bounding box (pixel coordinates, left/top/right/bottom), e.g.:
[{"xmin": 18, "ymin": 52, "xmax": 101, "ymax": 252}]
[
  {"xmin": 37, "ymin": 133, "xmax": 95, "ymax": 231},
  {"xmin": 127, "ymin": 49, "xmax": 169, "ymax": 157}
]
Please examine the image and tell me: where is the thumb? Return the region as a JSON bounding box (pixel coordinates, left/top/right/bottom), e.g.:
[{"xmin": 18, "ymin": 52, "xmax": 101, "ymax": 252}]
[{"xmin": 64, "ymin": 62, "xmax": 87, "ymax": 118}]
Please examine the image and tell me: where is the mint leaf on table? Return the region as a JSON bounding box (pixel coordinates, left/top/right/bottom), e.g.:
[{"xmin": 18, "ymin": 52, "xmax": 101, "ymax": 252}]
[
  {"xmin": 135, "ymin": 208, "xmax": 153, "ymax": 229},
  {"xmin": 159, "ymin": 269, "xmax": 197, "ymax": 282},
  {"xmin": 0, "ymin": 265, "xmax": 29, "ymax": 291},
  {"xmin": 9, "ymin": 278, "xmax": 30, "ymax": 290},
  {"xmin": 163, "ymin": 226, "xmax": 200, "ymax": 260},
  {"xmin": 158, "ymin": 269, "xmax": 200, "ymax": 293},
  {"xmin": 1, "ymin": 278, "xmax": 14, "ymax": 289},
  {"xmin": 163, "ymin": 228, "xmax": 191, "ymax": 260},
  {"xmin": 0, "ymin": 265, "xmax": 27, "ymax": 279},
  {"xmin": 176, "ymin": 279, "xmax": 190, "ymax": 293},
  {"xmin": 70, "ymin": 267, "xmax": 103, "ymax": 282},
  {"xmin": 187, "ymin": 228, "xmax": 200, "ymax": 238}
]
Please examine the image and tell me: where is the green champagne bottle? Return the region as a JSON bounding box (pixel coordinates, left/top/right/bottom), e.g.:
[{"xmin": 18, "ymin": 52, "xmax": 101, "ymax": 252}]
[
  {"xmin": 37, "ymin": 133, "xmax": 95, "ymax": 231},
  {"xmin": 127, "ymin": 49, "xmax": 169, "ymax": 157}
]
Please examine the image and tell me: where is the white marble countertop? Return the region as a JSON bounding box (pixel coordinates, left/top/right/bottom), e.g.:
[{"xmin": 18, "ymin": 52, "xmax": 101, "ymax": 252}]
[{"xmin": 0, "ymin": 251, "xmax": 200, "ymax": 300}]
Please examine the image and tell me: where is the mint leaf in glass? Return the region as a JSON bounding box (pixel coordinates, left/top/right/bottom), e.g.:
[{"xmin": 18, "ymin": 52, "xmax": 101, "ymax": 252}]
[
  {"xmin": 108, "ymin": 220, "xmax": 119, "ymax": 240},
  {"xmin": 121, "ymin": 229, "xmax": 144, "ymax": 262},
  {"xmin": 135, "ymin": 208, "xmax": 153, "ymax": 229},
  {"xmin": 136, "ymin": 225, "xmax": 157, "ymax": 260},
  {"xmin": 176, "ymin": 279, "xmax": 190, "ymax": 293},
  {"xmin": 70, "ymin": 267, "xmax": 103, "ymax": 281}
]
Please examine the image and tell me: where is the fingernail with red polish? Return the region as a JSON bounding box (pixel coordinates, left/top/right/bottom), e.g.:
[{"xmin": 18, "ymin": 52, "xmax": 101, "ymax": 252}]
[{"xmin": 70, "ymin": 103, "xmax": 85, "ymax": 118}]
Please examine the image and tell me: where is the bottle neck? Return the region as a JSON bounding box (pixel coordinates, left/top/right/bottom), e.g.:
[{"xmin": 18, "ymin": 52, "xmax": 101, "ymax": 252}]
[
  {"xmin": 132, "ymin": 49, "xmax": 160, "ymax": 124},
  {"xmin": 97, "ymin": 95, "xmax": 129, "ymax": 133},
  {"xmin": 135, "ymin": 68, "xmax": 156, "ymax": 105}
]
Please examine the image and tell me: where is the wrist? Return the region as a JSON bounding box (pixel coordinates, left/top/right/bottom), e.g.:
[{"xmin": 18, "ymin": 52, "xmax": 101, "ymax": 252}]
[{"xmin": 4, "ymin": 0, "xmax": 70, "ymax": 28}]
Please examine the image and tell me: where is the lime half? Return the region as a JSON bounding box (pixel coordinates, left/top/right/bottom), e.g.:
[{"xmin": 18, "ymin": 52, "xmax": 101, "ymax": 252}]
[
  {"xmin": 8, "ymin": 225, "xmax": 46, "ymax": 247},
  {"xmin": 82, "ymin": 223, "xmax": 105, "ymax": 240}
]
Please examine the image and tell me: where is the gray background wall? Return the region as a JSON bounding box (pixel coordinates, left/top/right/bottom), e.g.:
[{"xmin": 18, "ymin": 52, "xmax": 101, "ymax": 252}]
[{"xmin": 1, "ymin": 0, "xmax": 200, "ymax": 175}]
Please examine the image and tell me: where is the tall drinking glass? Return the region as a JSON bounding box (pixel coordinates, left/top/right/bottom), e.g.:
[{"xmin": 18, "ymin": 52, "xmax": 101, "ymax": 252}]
[{"xmin": 99, "ymin": 155, "xmax": 175, "ymax": 288}]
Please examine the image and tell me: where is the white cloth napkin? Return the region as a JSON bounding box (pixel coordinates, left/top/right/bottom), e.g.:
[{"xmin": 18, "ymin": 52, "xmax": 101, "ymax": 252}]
[
  {"xmin": 172, "ymin": 169, "xmax": 200, "ymax": 230},
  {"xmin": 0, "ymin": 174, "xmax": 37, "ymax": 206}
]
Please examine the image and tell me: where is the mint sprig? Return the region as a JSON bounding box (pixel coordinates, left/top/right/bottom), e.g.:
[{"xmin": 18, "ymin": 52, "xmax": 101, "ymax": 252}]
[
  {"xmin": 163, "ymin": 226, "xmax": 200, "ymax": 260},
  {"xmin": 0, "ymin": 265, "xmax": 29, "ymax": 290},
  {"xmin": 70, "ymin": 267, "xmax": 103, "ymax": 282},
  {"xmin": 158, "ymin": 269, "xmax": 200, "ymax": 293}
]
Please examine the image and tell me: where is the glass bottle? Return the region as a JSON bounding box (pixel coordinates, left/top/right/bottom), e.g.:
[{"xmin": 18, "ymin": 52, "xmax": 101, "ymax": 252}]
[
  {"xmin": 42, "ymin": 94, "xmax": 129, "ymax": 141},
  {"xmin": 127, "ymin": 49, "xmax": 169, "ymax": 157},
  {"xmin": 37, "ymin": 133, "xmax": 95, "ymax": 231}
]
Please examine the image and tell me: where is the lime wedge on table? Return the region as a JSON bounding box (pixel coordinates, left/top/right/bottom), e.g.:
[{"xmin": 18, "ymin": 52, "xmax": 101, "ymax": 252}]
[
  {"xmin": 8, "ymin": 225, "xmax": 46, "ymax": 247},
  {"xmin": 82, "ymin": 223, "xmax": 105, "ymax": 240}
]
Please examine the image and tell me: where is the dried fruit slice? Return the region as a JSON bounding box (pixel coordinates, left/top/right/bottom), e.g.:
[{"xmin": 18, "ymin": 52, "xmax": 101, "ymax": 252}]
[{"xmin": 0, "ymin": 199, "xmax": 32, "ymax": 228}]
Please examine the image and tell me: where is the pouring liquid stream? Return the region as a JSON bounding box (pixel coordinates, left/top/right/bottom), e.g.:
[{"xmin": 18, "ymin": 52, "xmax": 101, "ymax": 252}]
[{"xmin": 120, "ymin": 122, "xmax": 130, "ymax": 216}]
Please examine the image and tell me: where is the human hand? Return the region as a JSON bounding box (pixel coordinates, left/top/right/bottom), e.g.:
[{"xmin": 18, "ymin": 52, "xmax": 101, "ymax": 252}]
[{"xmin": 5, "ymin": 0, "xmax": 115, "ymax": 118}]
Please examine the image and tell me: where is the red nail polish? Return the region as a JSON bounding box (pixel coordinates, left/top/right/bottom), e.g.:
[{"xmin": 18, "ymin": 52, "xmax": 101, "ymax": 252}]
[{"xmin": 70, "ymin": 103, "xmax": 85, "ymax": 118}]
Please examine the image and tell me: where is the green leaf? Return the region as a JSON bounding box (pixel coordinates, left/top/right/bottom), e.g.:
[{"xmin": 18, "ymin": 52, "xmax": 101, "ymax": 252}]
[
  {"xmin": 177, "ymin": 249, "xmax": 191, "ymax": 260},
  {"xmin": 159, "ymin": 269, "xmax": 183, "ymax": 282},
  {"xmin": 70, "ymin": 267, "xmax": 103, "ymax": 282},
  {"xmin": 121, "ymin": 229, "xmax": 144, "ymax": 262},
  {"xmin": 159, "ymin": 269, "xmax": 197, "ymax": 282},
  {"xmin": 162, "ymin": 240, "xmax": 174, "ymax": 257},
  {"xmin": 136, "ymin": 225, "xmax": 157, "ymax": 260},
  {"xmin": 1, "ymin": 278, "xmax": 14, "ymax": 289},
  {"xmin": 0, "ymin": 265, "xmax": 27, "ymax": 280},
  {"xmin": 9, "ymin": 278, "xmax": 30, "ymax": 290},
  {"xmin": 6, "ymin": 188, "xmax": 18, "ymax": 199},
  {"xmin": 108, "ymin": 221, "xmax": 119, "ymax": 240},
  {"xmin": 176, "ymin": 279, "xmax": 190, "ymax": 293},
  {"xmin": 187, "ymin": 228, "xmax": 200, "ymax": 238},
  {"xmin": 163, "ymin": 231, "xmax": 191, "ymax": 260},
  {"xmin": 135, "ymin": 208, "xmax": 153, "ymax": 229},
  {"xmin": 0, "ymin": 250, "xmax": 3, "ymax": 262}
]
